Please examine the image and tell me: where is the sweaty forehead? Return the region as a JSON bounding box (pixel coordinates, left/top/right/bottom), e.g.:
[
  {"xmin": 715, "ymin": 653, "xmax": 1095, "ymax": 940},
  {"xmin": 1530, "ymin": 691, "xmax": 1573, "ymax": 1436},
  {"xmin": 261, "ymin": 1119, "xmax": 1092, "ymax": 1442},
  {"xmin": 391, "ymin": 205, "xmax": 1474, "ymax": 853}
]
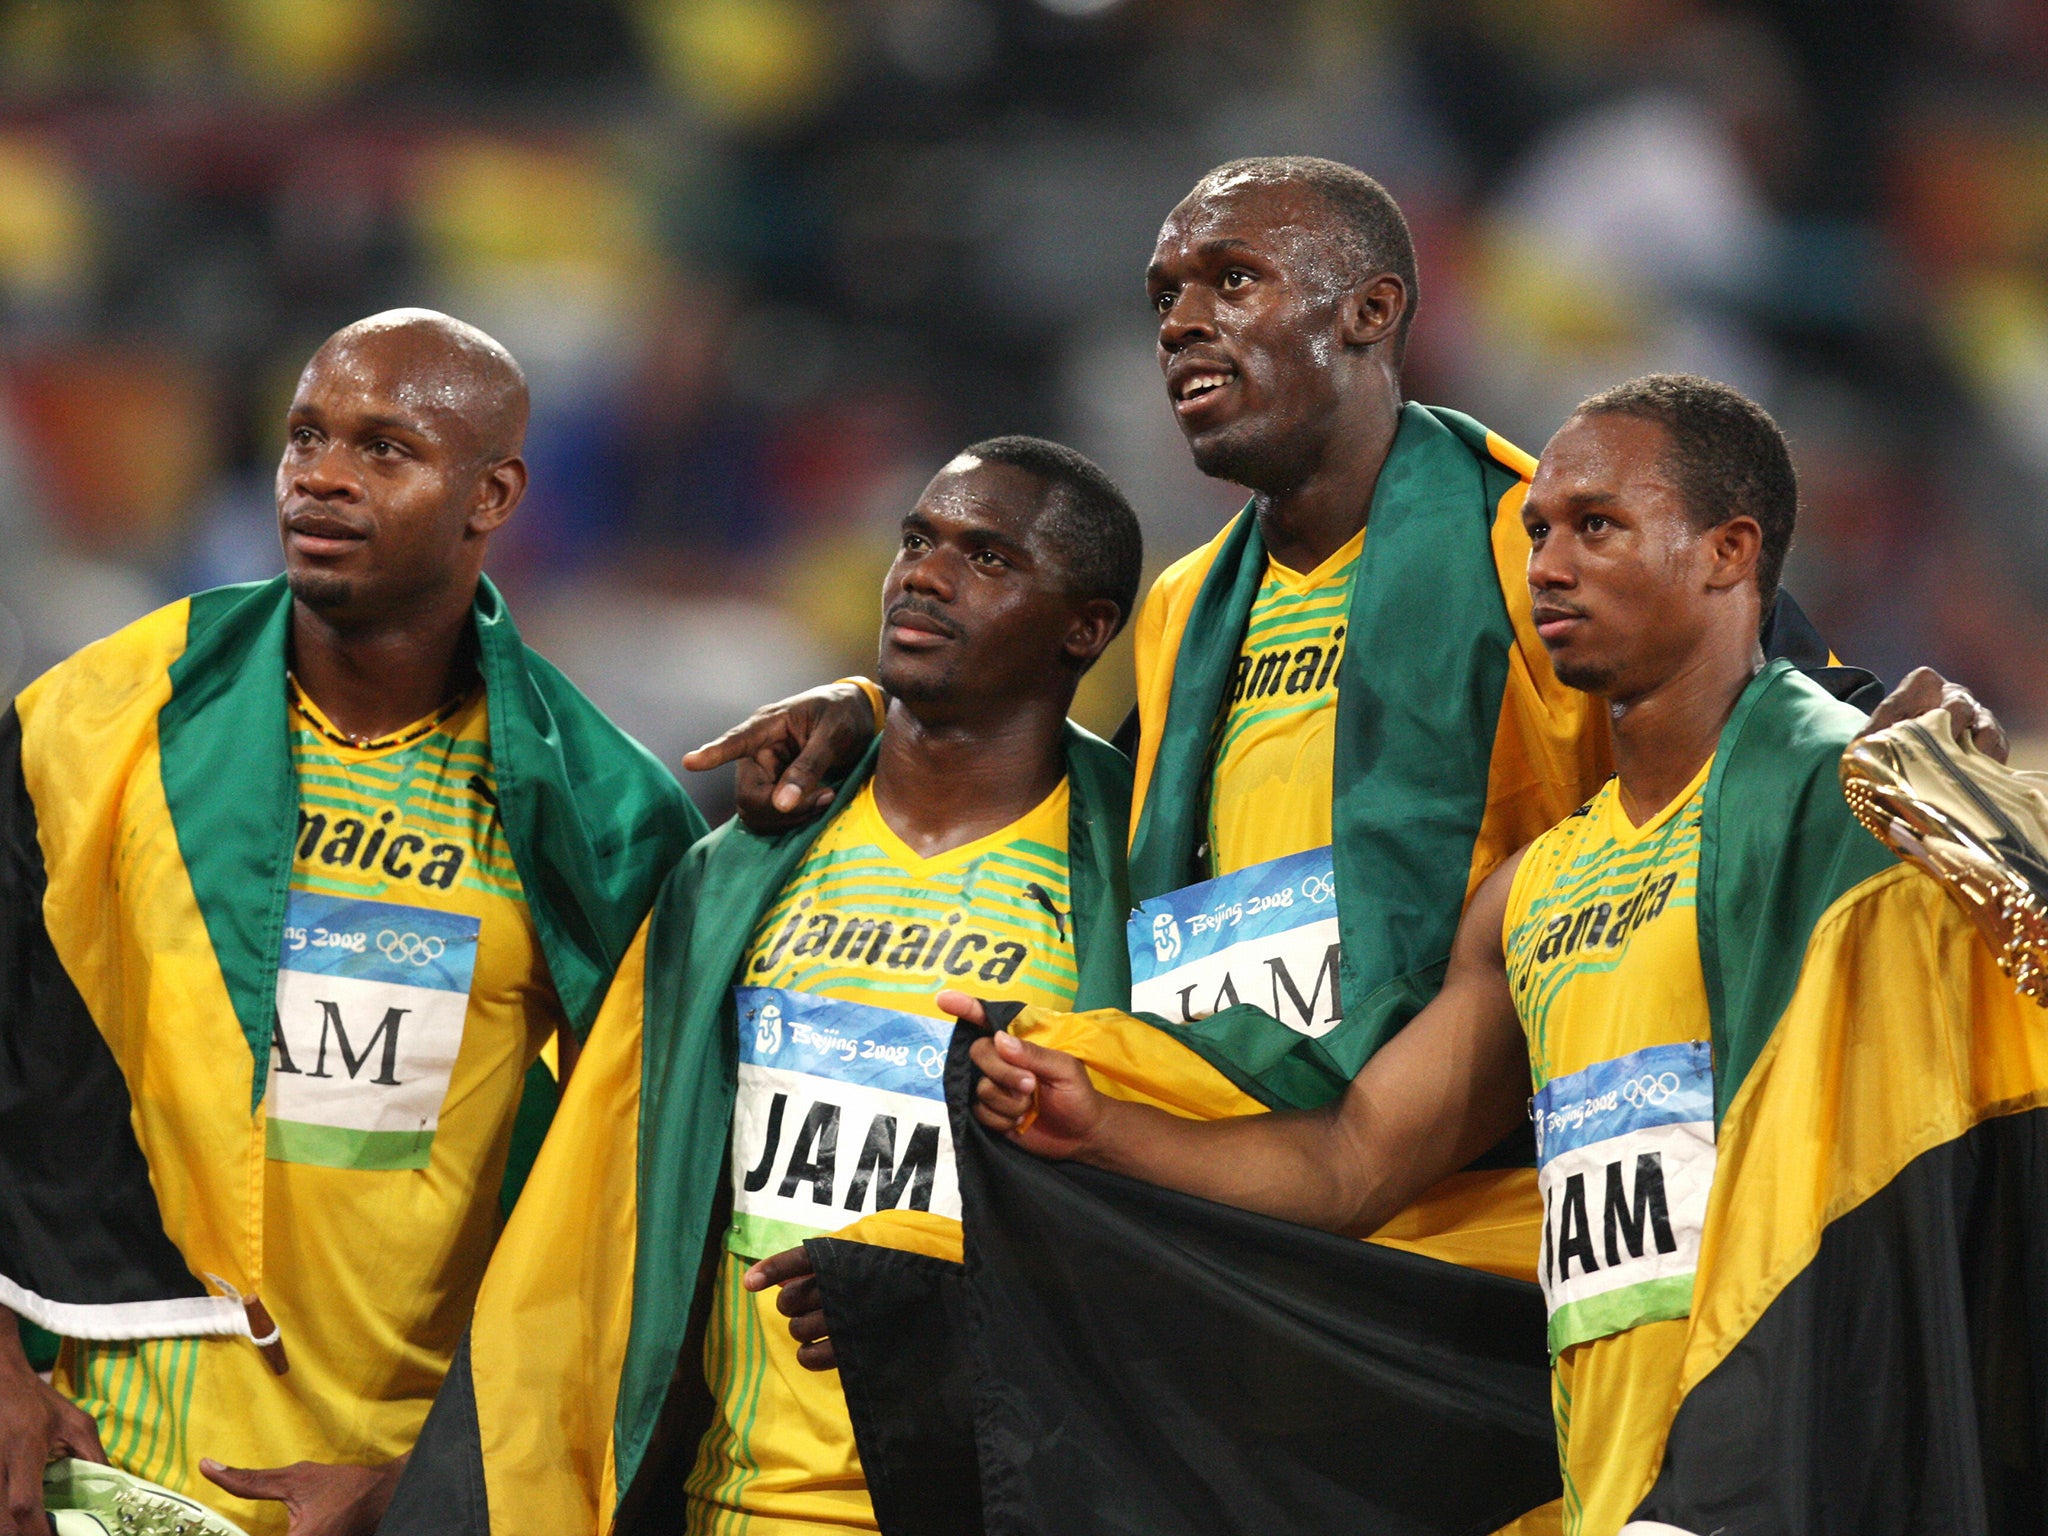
[
  {"xmin": 1155, "ymin": 178, "xmax": 1332, "ymax": 262},
  {"xmin": 1531, "ymin": 413, "xmax": 1685, "ymax": 507},
  {"xmin": 295, "ymin": 322, "xmax": 524, "ymax": 460},
  {"xmin": 917, "ymin": 458, "xmax": 1054, "ymax": 538}
]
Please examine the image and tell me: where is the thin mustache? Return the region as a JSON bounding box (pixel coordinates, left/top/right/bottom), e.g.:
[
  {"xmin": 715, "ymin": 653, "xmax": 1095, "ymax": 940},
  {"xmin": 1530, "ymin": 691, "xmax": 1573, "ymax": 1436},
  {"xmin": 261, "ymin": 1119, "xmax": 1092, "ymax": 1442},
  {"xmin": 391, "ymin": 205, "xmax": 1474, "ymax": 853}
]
[{"xmin": 886, "ymin": 600, "xmax": 959, "ymax": 637}]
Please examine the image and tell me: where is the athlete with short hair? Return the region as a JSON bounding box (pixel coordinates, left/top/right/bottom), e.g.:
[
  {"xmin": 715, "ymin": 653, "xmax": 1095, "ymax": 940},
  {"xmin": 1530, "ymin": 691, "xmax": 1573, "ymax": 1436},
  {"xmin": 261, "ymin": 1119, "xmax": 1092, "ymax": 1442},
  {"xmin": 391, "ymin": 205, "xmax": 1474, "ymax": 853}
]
[
  {"xmin": 949, "ymin": 376, "xmax": 2028, "ymax": 1535},
  {"xmin": 697, "ymin": 158, "xmax": 1622, "ymax": 1322},
  {"xmin": 380, "ymin": 435, "xmax": 1145, "ymax": 1536},
  {"xmin": 0, "ymin": 311, "xmax": 701, "ymax": 1536}
]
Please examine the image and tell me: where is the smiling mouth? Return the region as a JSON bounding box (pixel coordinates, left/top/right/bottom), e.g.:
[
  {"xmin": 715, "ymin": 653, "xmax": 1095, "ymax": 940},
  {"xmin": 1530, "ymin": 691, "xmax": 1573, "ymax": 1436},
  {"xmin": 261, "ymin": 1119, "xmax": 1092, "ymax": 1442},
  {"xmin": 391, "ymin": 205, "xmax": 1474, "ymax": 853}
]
[{"xmin": 1175, "ymin": 371, "xmax": 1232, "ymax": 403}]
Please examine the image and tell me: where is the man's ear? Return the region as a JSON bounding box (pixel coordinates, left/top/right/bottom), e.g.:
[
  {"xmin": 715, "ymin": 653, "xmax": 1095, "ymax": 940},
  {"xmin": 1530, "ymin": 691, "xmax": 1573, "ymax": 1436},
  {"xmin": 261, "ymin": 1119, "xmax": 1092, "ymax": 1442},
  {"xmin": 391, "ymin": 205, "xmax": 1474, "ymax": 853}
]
[
  {"xmin": 469, "ymin": 456, "xmax": 528, "ymax": 537},
  {"xmin": 1339, "ymin": 272, "xmax": 1407, "ymax": 351},
  {"xmin": 1704, "ymin": 515, "xmax": 1763, "ymax": 593},
  {"xmin": 1063, "ymin": 598, "xmax": 1124, "ymax": 670}
]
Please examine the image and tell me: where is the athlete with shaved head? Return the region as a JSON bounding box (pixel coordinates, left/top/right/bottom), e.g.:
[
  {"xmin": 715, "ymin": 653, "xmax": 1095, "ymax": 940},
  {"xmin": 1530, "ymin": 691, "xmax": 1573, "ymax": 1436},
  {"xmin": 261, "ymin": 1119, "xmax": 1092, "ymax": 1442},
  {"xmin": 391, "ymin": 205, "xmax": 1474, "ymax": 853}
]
[{"xmin": 0, "ymin": 312, "xmax": 701, "ymax": 1535}]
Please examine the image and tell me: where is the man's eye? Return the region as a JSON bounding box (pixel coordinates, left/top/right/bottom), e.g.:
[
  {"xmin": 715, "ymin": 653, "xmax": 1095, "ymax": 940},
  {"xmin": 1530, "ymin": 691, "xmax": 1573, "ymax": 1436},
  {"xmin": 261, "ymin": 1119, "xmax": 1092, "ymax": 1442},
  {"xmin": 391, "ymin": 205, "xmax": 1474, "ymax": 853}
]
[
  {"xmin": 903, "ymin": 533, "xmax": 929, "ymax": 552},
  {"xmin": 972, "ymin": 550, "xmax": 1008, "ymax": 569},
  {"xmin": 1222, "ymin": 270, "xmax": 1253, "ymax": 290},
  {"xmin": 1584, "ymin": 515, "xmax": 1611, "ymax": 533},
  {"xmin": 290, "ymin": 427, "xmax": 316, "ymax": 446},
  {"xmin": 1152, "ymin": 290, "xmax": 1176, "ymax": 314}
]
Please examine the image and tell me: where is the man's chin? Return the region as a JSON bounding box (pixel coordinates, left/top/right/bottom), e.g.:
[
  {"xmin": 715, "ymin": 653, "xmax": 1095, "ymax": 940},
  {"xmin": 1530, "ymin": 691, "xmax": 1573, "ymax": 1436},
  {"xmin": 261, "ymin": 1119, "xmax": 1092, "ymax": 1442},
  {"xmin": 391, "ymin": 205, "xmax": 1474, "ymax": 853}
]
[
  {"xmin": 875, "ymin": 655, "xmax": 957, "ymax": 706},
  {"xmin": 1549, "ymin": 652, "xmax": 1619, "ymax": 695},
  {"xmin": 1184, "ymin": 419, "xmax": 1281, "ymax": 489},
  {"xmin": 287, "ymin": 570, "xmax": 356, "ymax": 614}
]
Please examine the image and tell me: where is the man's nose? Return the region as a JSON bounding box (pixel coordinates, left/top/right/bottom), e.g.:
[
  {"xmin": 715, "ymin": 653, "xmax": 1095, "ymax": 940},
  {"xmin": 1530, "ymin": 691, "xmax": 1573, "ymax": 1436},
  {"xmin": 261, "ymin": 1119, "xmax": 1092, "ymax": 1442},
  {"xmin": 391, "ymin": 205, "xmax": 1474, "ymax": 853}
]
[
  {"xmin": 900, "ymin": 549, "xmax": 957, "ymax": 600},
  {"xmin": 290, "ymin": 443, "xmax": 362, "ymax": 502},
  {"xmin": 1158, "ymin": 287, "xmax": 1217, "ymax": 353},
  {"xmin": 1526, "ymin": 532, "xmax": 1575, "ymax": 590}
]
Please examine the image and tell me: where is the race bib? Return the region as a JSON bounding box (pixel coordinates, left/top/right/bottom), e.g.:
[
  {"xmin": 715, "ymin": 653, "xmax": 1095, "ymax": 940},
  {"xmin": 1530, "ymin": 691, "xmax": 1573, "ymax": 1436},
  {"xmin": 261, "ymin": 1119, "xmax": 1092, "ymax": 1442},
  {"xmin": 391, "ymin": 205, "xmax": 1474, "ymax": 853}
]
[
  {"xmin": 730, "ymin": 986, "xmax": 957, "ymax": 1259},
  {"xmin": 1127, "ymin": 846, "xmax": 1341, "ymax": 1037},
  {"xmin": 268, "ymin": 891, "xmax": 479, "ymax": 1171},
  {"xmin": 1534, "ymin": 1041, "xmax": 1716, "ymax": 1355}
]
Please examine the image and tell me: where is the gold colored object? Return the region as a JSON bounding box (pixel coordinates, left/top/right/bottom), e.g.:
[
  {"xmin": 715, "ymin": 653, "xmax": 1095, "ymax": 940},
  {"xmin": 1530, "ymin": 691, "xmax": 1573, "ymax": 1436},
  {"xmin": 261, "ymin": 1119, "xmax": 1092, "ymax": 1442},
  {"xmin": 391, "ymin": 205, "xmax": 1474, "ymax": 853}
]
[{"xmin": 1841, "ymin": 708, "xmax": 2048, "ymax": 1006}]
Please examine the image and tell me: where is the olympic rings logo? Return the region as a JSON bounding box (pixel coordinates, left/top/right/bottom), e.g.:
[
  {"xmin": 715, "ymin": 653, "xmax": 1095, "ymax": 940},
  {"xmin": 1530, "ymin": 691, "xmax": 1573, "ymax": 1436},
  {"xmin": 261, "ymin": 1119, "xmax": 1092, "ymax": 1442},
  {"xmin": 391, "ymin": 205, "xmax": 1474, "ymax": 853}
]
[
  {"xmin": 1620, "ymin": 1072, "xmax": 1682, "ymax": 1107},
  {"xmin": 1299, "ymin": 873, "xmax": 1337, "ymax": 904},
  {"xmin": 918, "ymin": 1044, "xmax": 946, "ymax": 1079},
  {"xmin": 378, "ymin": 930, "xmax": 447, "ymax": 965}
]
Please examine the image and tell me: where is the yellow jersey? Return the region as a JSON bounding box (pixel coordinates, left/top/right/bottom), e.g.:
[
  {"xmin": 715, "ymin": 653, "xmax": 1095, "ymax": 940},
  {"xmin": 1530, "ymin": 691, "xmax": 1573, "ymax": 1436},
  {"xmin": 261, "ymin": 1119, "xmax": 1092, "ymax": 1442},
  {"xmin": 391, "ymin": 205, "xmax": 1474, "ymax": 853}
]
[
  {"xmin": 688, "ymin": 778, "xmax": 1079, "ymax": 1536},
  {"xmin": 1206, "ymin": 529, "xmax": 1361, "ymax": 876},
  {"xmin": 62, "ymin": 682, "xmax": 559, "ymax": 1536},
  {"xmin": 1504, "ymin": 759, "xmax": 1716, "ymax": 1536}
]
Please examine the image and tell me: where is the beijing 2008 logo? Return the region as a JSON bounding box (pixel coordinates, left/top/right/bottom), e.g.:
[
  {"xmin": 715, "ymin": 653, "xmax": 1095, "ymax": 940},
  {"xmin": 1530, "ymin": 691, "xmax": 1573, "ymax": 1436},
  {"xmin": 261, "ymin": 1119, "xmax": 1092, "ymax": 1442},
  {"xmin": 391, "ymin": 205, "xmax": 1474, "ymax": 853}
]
[
  {"xmin": 1152, "ymin": 912, "xmax": 1183, "ymax": 964},
  {"xmin": 378, "ymin": 930, "xmax": 446, "ymax": 965},
  {"xmin": 755, "ymin": 1002, "xmax": 784, "ymax": 1055}
]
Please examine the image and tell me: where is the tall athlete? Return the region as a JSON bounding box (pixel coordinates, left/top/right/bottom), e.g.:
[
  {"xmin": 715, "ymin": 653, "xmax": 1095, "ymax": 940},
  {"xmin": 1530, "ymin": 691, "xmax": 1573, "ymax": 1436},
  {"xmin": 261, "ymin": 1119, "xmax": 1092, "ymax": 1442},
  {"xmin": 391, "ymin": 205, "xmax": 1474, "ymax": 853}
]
[
  {"xmin": 695, "ymin": 162, "xmax": 1647, "ymax": 1304},
  {"xmin": 0, "ymin": 312, "xmax": 701, "ymax": 1536},
  {"xmin": 380, "ymin": 437, "xmax": 1143, "ymax": 1536},
  {"xmin": 949, "ymin": 377, "xmax": 2034, "ymax": 1535}
]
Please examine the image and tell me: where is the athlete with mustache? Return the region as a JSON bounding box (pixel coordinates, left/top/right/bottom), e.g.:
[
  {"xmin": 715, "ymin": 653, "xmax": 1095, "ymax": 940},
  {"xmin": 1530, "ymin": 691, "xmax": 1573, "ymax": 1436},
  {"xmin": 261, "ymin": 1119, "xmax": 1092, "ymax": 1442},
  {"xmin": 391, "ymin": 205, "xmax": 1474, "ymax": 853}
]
[{"xmin": 377, "ymin": 436, "xmax": 1143, "ymax": 1536}]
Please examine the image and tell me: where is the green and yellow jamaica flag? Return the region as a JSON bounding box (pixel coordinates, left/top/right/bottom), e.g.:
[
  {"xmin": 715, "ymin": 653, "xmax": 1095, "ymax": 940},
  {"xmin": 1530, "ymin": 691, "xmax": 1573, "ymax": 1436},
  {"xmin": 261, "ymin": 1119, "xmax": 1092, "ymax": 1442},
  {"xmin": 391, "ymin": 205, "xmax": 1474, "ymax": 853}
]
[
  {"xmin": 1623, "ymin": 660, "xmax": 2048, "ymax": 1533},
  {"xmin": 871, "ymin": 662, "xmax": 2047, "ymax": 1536},
  {"xmin": 383, "ymin": 724, "xmax": 1134, "ymax": 1536},
  {"xmin": 1114, "ymin": 403, "xmax": 1874, "ymax": 1284},
  {"xmin": 0, "ymin": 575, "xmax": 700, "ymax": 1348}
]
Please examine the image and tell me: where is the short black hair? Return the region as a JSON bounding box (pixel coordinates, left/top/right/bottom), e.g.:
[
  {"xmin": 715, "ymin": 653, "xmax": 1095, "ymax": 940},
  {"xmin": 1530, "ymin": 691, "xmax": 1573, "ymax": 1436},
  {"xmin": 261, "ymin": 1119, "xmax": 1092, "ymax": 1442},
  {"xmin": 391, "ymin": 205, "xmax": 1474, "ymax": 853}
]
[
  {"xmin": 1191, "ymin": 156, "xmax": 1419, "ymax": 361},
  {"xmin": 1574, "ymin": 373, "xmax": 1797, "ymax": 614},
  {"xmin": 957, "ymin": 435, "xmax": 1144, "ymax": 646}
]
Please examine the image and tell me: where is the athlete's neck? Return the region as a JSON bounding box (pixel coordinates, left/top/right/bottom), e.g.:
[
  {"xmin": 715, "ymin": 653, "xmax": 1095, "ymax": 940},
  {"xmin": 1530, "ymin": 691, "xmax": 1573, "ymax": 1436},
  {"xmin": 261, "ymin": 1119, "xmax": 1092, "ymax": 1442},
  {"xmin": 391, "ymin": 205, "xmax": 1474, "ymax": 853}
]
[
  {"xmin": 1608, "ymin": 639, "xmax": 1766, "ymax": 827},
  {"xmin": 871, "ymin": 694, "xmax": 1069, "ymax": 859},
  {"xmin": 1249, "ymin": 398, "xmax": 1399, "ymax": 573},
  {"xmin": 290, "ymin": 593, "xmax": 478, "ymax": 742}
]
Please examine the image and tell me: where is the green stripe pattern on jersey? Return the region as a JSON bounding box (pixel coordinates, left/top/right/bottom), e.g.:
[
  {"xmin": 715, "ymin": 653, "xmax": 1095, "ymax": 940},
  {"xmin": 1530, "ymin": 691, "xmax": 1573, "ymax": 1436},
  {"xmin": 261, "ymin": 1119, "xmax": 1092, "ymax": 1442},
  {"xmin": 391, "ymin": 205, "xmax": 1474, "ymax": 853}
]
[
  {"xmin": 1208, "ymin": 548, "xmax": 1359, "ymax": 856},
  {"xmin": 288, "ymin": 701, "xmax": 523, "ymax": 904},
  {"xmin": 68, "ymin": 1338, "xmax": 204, "ymax": 1493},
  {"xmin": 685, "ymin": 1261, "xmax": 772, "ymax": 1536},
  {"xmin": 742, "ymin": 815, "xmax": 1078, "ymax": 1007},
  {"xmin": 1504, "ymin": 790, "xmax": 1705, "ymax": 1088}
]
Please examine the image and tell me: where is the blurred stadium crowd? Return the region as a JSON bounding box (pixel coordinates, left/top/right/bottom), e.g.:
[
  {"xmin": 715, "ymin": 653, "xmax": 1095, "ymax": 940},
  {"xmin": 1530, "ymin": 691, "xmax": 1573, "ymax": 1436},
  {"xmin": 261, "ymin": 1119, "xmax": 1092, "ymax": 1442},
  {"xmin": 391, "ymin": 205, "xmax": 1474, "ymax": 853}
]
[{"xmin": 0, "ymin": 0, "xmax": 2044, "ymax": 810}]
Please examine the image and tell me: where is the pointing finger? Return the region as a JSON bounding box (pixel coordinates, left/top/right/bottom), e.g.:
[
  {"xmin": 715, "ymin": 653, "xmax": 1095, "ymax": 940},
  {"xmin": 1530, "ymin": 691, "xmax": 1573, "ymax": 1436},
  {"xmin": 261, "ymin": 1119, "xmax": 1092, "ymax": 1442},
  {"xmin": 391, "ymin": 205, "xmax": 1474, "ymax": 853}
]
[{"xmin": 682, "ymin": 715, "xmax": 778, "ymax": 773}]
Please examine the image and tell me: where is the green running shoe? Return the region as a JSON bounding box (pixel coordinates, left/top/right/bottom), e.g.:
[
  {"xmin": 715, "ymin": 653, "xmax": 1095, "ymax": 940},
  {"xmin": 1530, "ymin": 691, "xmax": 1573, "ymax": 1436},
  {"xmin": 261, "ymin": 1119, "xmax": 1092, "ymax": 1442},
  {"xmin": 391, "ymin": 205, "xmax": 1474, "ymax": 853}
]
[{"xmin": 41, "ymin": 1459, "xmax": 250, "ymax": 1536}]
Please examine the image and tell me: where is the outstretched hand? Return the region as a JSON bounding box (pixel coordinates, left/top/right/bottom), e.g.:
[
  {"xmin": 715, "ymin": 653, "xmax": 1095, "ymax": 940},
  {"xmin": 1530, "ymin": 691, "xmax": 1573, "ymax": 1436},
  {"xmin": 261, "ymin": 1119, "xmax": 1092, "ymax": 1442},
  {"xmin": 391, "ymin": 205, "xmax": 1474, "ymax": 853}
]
[
  {"xmin": 939, "ymin": 990, "xmax": 1107, "ymax": 1161},
  {"xmin": 199, "ymin": 1457, "xmax": 404, "ymax": 1536},
  {"xmin": 1860, "ymin": 666, "xmax": 2009, "ymax": 763},
  {"xmin": 744, "ymin": 1247, "xmax": 836, "ymax": 1372},
  {"xmin": 682, "ymin": 680, "xmax": 880, "ymax": 832}
]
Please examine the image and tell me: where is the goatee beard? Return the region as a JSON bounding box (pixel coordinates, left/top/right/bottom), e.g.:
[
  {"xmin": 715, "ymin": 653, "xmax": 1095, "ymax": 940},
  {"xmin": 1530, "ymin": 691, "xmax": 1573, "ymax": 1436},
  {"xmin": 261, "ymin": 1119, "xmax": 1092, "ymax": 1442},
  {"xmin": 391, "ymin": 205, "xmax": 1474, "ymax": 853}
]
[
  {"xmin": 1550, "ymin": 656, "xmax": 1617, "ymax": 694},
  {"xmin": 288, "ymin": 571, "xmax": 355, "ymax": 613}
]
